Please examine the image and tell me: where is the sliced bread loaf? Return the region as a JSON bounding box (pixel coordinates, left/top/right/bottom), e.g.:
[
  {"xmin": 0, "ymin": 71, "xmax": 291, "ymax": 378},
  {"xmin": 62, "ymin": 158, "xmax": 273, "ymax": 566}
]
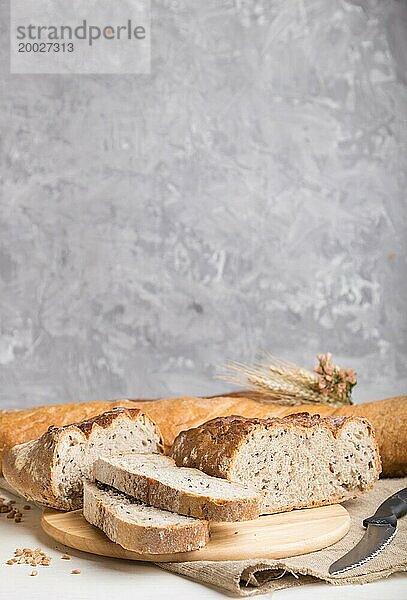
[
  {"xmin": 93, "ymin": 452, "xmax": 261, "ymax": 521},
  {"xmin": 83, "ymin": 480, "xmax": 209, "ymax": 554},
  {"xmin": 3, "ymin": 408, "xmax": 162, "ymax": 510},
  {"xmin": 171, "ymin": 412, "xmax": 381, "ymax": 514}
]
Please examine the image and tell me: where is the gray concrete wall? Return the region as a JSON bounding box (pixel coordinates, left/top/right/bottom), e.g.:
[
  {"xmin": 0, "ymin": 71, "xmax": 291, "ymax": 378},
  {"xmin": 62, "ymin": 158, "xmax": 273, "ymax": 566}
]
[{"xmin": 0, "ymin": 0, "xmax": 406, "ymax": 408}]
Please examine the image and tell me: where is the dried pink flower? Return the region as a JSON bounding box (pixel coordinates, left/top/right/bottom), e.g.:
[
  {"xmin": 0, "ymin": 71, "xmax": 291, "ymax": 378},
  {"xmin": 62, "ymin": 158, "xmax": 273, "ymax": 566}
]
[{"xmin": 313, "ymin": 353, "xmax": 356, "ymax": 404}]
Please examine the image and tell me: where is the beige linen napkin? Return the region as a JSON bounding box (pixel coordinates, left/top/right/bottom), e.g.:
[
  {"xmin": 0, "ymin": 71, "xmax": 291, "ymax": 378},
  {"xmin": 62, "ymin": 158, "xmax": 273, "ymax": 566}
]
[{"xmin": 159, "ymin": 478, "xmax": 407, "ymax": 596}]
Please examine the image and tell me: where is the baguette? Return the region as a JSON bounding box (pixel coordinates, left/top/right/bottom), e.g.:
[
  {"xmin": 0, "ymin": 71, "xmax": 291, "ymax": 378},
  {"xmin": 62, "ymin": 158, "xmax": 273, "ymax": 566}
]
[
  {"xmin": 0, "ymin": 395, "xmax": 405, "ymax": 477},
  {"xmin": 93, "ymin": 452, "xmax": 261, "ymax": 521},
  {"xmin": 83, "ymin": 481, "xmax": 209, "ymax": 554},
  {"xmin": 171, "ymin": 413, "xmax": 381, "ymax": 514},
  {"xmin": 2, "ymin": 408, "xmax": 162, "ymax": 509}
]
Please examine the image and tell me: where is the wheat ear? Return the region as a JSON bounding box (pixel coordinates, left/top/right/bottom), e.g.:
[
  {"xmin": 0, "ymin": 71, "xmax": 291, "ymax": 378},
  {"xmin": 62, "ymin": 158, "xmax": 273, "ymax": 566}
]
[{"xmin": 219, "ymin": 355, "xmax": 348, "ymax": 407}]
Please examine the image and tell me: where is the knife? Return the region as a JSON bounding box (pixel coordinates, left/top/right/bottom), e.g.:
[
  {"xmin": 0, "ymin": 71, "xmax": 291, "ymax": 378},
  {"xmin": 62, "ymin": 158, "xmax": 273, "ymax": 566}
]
[{"xmin": 329, "ymin": 486, "xmax": 407, "ymax": 575}]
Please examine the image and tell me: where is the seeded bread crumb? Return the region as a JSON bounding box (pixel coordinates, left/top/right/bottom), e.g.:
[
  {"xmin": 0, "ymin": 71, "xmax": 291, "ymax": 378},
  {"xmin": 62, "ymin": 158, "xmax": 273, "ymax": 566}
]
[
  {"xmin": 3, "ymin": 408, "xmax": 163, "ymax": 510},
  {"xmin": 172, "ymin": 413, "xmax": 381, "ymax": 514}
]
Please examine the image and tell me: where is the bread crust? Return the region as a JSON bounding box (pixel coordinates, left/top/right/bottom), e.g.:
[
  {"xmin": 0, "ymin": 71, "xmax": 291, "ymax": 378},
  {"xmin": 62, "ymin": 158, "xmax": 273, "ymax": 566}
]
[
  {"xmin": 1, "ymin": 395, "xmax": 405, "ymax": 477},
  {"xmin": 2, "ymin": 408, "xmax": 162, "ymax": 510},
  {"xmin": 171, "ymin": 413, "xmax": 382, "ymax": 514},
  {"xmin": 3, "ymin": 426, "xmax": 59, "ymax": 508},
  {"xmin": 94, "ymin": 454, "xmax": 261, "ymax": 521},
  {"xmin": 83, "ymin": 481, "xmax": 209, "ymax": 554}
]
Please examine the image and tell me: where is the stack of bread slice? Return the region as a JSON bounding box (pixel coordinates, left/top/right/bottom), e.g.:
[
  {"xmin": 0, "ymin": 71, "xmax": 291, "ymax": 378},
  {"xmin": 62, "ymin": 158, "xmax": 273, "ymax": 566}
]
[
  {"xmin": 3, "ymin": 407, "xmax": 381, "ymax": 555},
  {"xmin": 86, "ymin": 453, "xmax": 262, "ymax": 554}
]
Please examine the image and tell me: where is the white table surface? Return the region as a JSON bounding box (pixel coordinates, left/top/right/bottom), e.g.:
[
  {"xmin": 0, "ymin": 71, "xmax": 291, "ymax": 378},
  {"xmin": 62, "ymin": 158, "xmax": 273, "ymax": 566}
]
[{"xmin": 1, "ymin": 487, "xmax": 406, "ymax": 600}]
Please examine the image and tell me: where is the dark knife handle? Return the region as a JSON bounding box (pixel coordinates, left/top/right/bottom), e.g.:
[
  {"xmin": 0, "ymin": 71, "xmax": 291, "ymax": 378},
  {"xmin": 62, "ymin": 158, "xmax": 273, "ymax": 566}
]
[{"xmin": 363, "ymin": 487, "xmax": 407, "ymax": 527}]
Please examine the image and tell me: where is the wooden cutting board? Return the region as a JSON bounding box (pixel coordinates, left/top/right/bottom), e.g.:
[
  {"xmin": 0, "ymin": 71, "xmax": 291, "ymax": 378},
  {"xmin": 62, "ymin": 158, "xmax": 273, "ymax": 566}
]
[{"xmin": 42, "ymin": 504, "xmax": 350, "ymax": 562}]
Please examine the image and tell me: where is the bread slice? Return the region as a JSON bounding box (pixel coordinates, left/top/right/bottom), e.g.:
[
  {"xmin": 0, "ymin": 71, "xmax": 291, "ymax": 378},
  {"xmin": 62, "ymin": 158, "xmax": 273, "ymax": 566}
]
[
  {"xmin": 171, "ymin": 412, "xmax": 381, "ymax": 514},
  {"xmin": 3, "ymin": 408, "xmax": 162, "ymax": 510},
  {"xmin": 83, "ymin": 480, "xmax": 209, "ymax": 554},
  {"xmin": 93, "ymin": 452, "xmax": 261, "ymax": 521}
]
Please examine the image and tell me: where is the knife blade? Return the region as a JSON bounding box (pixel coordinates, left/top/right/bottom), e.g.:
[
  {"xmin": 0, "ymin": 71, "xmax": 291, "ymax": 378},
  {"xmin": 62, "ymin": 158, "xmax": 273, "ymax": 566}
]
[{"xmin": 329, "ymin": 486, "xmax": 407, "ymax": 575}]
